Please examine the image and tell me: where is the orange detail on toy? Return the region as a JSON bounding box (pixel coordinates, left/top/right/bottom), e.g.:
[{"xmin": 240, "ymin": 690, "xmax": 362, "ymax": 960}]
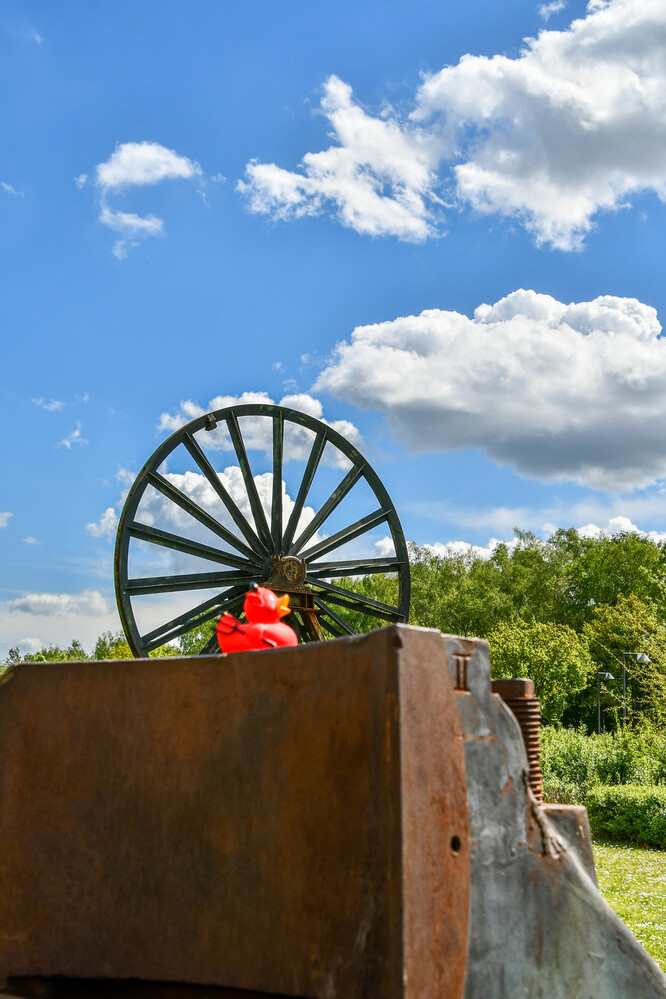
[{"xmin": 216, "ymin": 585, "xmax": 298, "ymax": 653}]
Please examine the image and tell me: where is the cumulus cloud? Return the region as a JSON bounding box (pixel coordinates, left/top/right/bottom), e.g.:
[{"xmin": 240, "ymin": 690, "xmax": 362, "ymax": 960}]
[
  {"xmin": 577, "ymin": 515, "xmax": 666, "ymax": 543},
  {"xmin": 86, "ymin": 507, "xmax": 119, "ymax": 539},
  {"xmin": 538, "ymin": 1, "xmax": 566, "ymax": 21},
  {"xmin": 315, "ymin": 289, "xmax": 666, "ymax": 492},
  {"xmin": 96, "ymin": 142, "xmax": 201, "ymax": 192},
  {"xmin": 0, "ymin": 513, "xmax": 13, "ymax": 528},
  {"xmin": 376, "ymin": 533, "xmax": 513, "ymax": 561},
  {"xmin": 241, "ymin": 0, "xmax": 666, "ymax": 249},
  {"xmin": 91, "ymin": 141, "xmax": 202, "ymax": 258},
  {"xmin": 158, "ymin": 390, "xmax": 363, "ymax": 467},
  {"xmin": 7, "ymin": 590, "xmax": 110, "ymax": 617},
  {"xmin": 22, "ymin": 537, "xmax": 41, "ymax": 545},
  {"xmin": 374, "ymin": 515, "xmax": 666, "ymax": 569},
  {"xmin": 238, "ymin": 76, "xmax": 441, "ymax": 241},
  {"xmin": 94, "ymin": 465, "xmax": 325, "ymax": 587}
]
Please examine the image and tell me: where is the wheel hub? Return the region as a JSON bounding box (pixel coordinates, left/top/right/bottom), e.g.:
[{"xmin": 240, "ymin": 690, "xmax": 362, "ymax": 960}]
[{"xmin": 265, "ymin": 554, "xmax": 308, "ymax": 591}]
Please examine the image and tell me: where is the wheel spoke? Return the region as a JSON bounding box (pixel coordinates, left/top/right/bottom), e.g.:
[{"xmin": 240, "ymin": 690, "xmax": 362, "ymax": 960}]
[
  {"xmin": 142, "ymin": 586, "xmax": 247, "ymax": 652},
  {"xmin": 281, "ymin": 430, "xmax": 327, "ymax": 552},
  {"xmin": 148, "ymin": 471, "xmax": 261, "ymax": 562},
  {"xmin": 200, "ymin": 631, "xmax": 224, "ymax": 655},
  {"xmin": 311, "ymin": 587, "xmax": 401, "ymax": 623},
  {"xmin": 318, "ymin": 617, "xmax": 345, "ymax": 639},
  {"xmin": 271, "ymin": 413, "xmax": 283, "ymax": 550},
  {"xmin": 126, "ymin": 569, "xmax": 260, "ymax": 596},
  {"xmin": 288, "ymin": 615, "xmax": 308, "ymax": 643},
  {"xmin": 127, "ymin": 523, "xmax": 260, "ymax": 571},
  {"xmin": 115, "ymin": 403, "xmax": 411, "ymax": 658},
  {"xmin": 300, "ymin": 508, "xmax": 389, "ymax": 562},
  {"xmin": 313, "ymin": 596, "xmax": 356, "ymax": 635},
  {"xmin": 183, "ymin": 432, "xmax": 268, "ymax": 556},
  {"xmin": 307, "ymin": 556, "xmax": 405, "ymax": 578},
  {"xmin": 289, "ymin": 465, "xmax": 363, "ymax": 555},
  {"xmin": 310, "ymin": 577, "xmax": 402, "ymax": 618},
  {"xmin": 226, "ymin": 412, "xmax": 273, "ymax": 552}
]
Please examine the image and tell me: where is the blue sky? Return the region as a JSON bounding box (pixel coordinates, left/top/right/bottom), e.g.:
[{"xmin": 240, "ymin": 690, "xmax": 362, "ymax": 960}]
[{"xmin": 3, "ymin": 0, "xmax": 666, "ymax": 655}]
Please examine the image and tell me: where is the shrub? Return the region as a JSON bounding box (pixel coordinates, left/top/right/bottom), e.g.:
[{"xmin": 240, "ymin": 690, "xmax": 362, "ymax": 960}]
[
  {"xmin": 541, "ymin": 725, "xmax": 666, "ymax": 794},
  {"xmin": 585, "ymin": 785, "xmax": 666, "ymax": 849},
  {"xmin": 541, "ymin": 781, "xmax": 585, "ymax": 805}
]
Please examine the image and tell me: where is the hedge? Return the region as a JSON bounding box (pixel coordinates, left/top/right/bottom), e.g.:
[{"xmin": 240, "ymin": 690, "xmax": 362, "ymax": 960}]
[{"xmin": 584, "ymin": 785, "xmax": 666, "ymax": 849}]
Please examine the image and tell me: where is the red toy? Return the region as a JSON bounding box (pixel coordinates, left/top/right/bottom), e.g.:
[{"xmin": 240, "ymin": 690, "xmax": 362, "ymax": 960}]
[{"xmin": 216, "ymin": 584, "xmax": 298, "ymax": 653}]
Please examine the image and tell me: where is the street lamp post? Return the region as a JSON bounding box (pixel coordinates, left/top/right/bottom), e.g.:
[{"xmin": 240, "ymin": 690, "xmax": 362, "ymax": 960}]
[
  {"xmin": 621, "ymin": 651, "xmax": 650, "ymax": 726},
  {"xmin": 597, "ymin": 672, "xmax": 614, "ymax": 734}
]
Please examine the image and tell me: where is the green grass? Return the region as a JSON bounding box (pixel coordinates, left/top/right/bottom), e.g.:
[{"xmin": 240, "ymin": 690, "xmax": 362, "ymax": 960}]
[{"xmin": 593, "ymin": 841, "xmax": 666, "ymax": 969}]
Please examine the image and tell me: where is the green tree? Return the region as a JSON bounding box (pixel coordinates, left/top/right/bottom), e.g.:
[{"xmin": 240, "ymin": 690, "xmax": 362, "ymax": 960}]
[
  {"xmin": 23, "ymin": 639, "xmax": 89, "ymax": 663},
  {"xmin": 583, "ymin": 594, "xmax": 666, "ymax": 727},
  {"xmin": 93, "ymin": 630, "xmax": 179, "ymax": 659},
  {"xmin": 487, "ymin": 619, "xmax": 594, "ymax": 724}
]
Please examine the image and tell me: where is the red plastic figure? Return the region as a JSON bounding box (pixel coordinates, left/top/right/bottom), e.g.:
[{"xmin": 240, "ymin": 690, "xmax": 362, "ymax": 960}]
[{"xmin": 216, "ymin": 584, "xmax": 298, "ymax": 653}]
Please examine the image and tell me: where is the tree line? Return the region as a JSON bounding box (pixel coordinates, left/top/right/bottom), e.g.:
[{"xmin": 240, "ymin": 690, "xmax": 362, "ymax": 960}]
[
  {"xmin": 5, "ymin": 527, "xmax": 666, "ymax": 731},
  {"xmin": 343, "ymin": 528, "xmax": 666, "ymax": 730}
]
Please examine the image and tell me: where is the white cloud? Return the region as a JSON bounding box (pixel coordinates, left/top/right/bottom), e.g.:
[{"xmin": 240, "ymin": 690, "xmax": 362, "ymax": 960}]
[
  {"xmin": 86, "ymin": 507, "xmax": 119, "ymax": 539},
  {"xmin": 32, "ymin": 397, "xmax": 65, "ymax": 411},
  {"xmin": 238, "ymin": 76, "xmax": 441, "ymax": 241},
  {"xmin": 315, "ymin": 289, "xmax": 666, "ymax": 492},
  {"xmin": 158, "ymin": 391, "xmax": 363, "ymax": 466},
  {"xmin": 28, "ymin": 28, "xmax": 43, "ymax": 44},
  {"xmin": 14, "ymin": 637, "xmax": 43, "ymax": 654},
  {"xmin": 1, "ymin": 181, "xmax": 24, "ymax": 198},
  {"xmin": 576, "ymin": 514, "xmax": 666, "ymax": 543},
  {"xmin": 75, "ymin": 173, "xmax": 88, "ymax": 188},
  {"xmin": 0, "ymin": 513, "xmax": 13, "ymax": 528},
  {"xmin": 96, "ymin": 142, "xmax": 201, "ymax": 193},
  {"xmin": 376, "ymin": 532, "xmax": 512, "ymax": 561},
  {"xmin": 7, "ymin": 590, "xmax": 111, "ymax": 617},
  {"xmin": 539, "ymin": 1, "xmax": 567, "ymax": 21},
  {"xmin": 91, "ymin": 141, "xmax": 202, "ymax": 257},
  {"xmin": 57, "ymin": 422, "xmax": 88, "ymax": 449},
  {"xmin": 22, "ymin": 537, "xmax": 41, "ymax": 545},
  {"xmin": 379, "ymin": 515, "xmax": 666, "ymax": 569},
  {"xmin": 0, "ymin": 597, "xmax": 122, "ymax": 660},
  {"xmin": 94, "ymin": 465, "xmax": 324, "ymax": 587},
  {"xmin": 241, "ymin": 0, "xmax": 666, "ymax": 249},
  {"xmin": 99, "ymin": 205, "xmax": 164, "ymax": 236}
]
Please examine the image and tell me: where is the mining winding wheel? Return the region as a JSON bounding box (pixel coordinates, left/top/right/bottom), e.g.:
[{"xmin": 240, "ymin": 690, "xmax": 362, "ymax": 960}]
[{"xmin": 114, "ymin": 404, "xmax": 410, "ymax": 655}]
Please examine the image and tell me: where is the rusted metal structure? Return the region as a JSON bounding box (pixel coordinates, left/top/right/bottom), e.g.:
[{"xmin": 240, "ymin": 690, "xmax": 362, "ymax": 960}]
[
  {"xmin": 114, "ymin": 405, "xmax": 410, "ymax": 653},
  {"xmin": 0, "ymin": 626, "xmax": 664, "ymax": 998}
]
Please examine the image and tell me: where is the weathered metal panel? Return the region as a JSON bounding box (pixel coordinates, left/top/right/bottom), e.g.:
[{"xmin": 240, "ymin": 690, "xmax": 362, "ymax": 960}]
[
  {"xmin": 441, "ymin": 634, "xmax": 666, "ymax": 999},
  {"xmin": 0, "ymin": 626, "xmax": 468, "ymax": 999}
]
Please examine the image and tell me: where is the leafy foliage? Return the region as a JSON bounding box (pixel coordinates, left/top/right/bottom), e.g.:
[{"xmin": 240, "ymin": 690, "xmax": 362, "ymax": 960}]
[
  {"xmin": 586, "ymin": 785, "xmax": 666, "ymax": 849},
  {"xmin": 541, "ymin": 724, "xmax": 666, "ymax": 793},
  {"xmin": 340, "ymin": 530, "xmax": 666, "ymax": 728},
  {"xmin": 487, "ymin": 620, "xmax": 593, "ymax": 724},
  {"xmin": 4, "ymin": 526, "xmax": 666, "ymax": 725}
]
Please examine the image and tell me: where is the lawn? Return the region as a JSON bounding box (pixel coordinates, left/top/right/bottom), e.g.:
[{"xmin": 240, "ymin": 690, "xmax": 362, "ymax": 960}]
[{"xmin": 593, "ymin": 841, "xmax": 666, "ymax": 971}]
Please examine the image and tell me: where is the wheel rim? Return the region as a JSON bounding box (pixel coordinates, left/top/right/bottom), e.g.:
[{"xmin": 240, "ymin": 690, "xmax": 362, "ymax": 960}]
[{"xmin": 114, "ymin": 404, "xmax": 411, "ymax": 655}]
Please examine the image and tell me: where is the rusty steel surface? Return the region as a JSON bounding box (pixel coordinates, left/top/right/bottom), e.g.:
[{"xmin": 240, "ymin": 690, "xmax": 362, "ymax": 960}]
[
  {"xmin": 0, "ymin": 626, "xmax": 468, "ymax": 999},
  {"xmin": 491, "ymin": 678, "xmax": 543, "ymax": 800}
]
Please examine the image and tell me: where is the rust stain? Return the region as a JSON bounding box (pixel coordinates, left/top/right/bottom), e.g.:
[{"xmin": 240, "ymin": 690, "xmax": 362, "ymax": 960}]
[{"xmin": 0, "ymin": 627, "xmax": 468, "ymax": 999}]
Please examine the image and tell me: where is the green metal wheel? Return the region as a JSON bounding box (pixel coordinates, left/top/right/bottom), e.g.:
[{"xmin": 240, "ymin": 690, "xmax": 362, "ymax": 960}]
[{"xmin": 114, "ymin": 403, "xmax": 410, "ymax": 655}]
